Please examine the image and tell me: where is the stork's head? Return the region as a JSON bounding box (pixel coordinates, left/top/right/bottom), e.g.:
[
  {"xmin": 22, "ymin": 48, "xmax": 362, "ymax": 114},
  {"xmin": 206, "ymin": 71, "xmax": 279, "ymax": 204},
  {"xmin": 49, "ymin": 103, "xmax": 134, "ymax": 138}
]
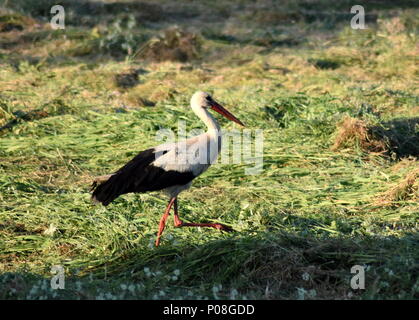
[{"xmin": 191, "ymin": 91, "xmax": 245, "ymax": 126}]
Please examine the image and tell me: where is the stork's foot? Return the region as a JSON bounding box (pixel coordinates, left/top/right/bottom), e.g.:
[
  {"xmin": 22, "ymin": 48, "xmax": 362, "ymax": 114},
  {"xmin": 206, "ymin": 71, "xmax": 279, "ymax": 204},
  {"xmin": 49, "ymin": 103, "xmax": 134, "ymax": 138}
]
[
  {"xmin": 208, "ymin": 223, "xmax": 234, "ymax": 232},
  {"xmin": 174, "ymin": 217, "xmax": 234, "ymax": 232}
]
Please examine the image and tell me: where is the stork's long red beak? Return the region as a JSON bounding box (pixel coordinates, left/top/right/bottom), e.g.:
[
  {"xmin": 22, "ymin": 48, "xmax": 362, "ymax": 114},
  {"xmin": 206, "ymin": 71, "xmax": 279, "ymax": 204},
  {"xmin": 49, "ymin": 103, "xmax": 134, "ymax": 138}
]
[{"xmin": 210, "ymin": 101, "xmax": 245, "ymax": 127}]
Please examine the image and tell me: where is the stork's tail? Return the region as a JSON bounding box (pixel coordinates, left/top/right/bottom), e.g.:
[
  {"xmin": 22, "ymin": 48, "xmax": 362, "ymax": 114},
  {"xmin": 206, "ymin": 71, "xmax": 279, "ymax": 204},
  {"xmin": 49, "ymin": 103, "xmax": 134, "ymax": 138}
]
[{"xmin": 90, "ymin": 174, "xmax": 118, "ymax": 206}]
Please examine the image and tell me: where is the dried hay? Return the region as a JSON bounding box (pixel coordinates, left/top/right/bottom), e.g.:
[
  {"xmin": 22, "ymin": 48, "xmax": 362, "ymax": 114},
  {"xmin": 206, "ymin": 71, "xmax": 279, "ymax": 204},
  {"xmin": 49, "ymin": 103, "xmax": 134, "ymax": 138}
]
[
  {"xmin": 134, "ymin": 27, "xmax": 202, "ymax": 62},
  {"xmin": 374, "ymin": 168, "xmax": 419, "ymax": 206},
  {"xmin": 332, "ymin": 116, "xmax": 388, "ymax": 154}
]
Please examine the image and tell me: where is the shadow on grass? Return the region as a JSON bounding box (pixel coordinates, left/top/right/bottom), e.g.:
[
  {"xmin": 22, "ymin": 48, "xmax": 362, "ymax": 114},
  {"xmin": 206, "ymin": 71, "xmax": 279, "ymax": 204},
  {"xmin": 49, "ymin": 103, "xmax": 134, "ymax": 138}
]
[
  {"xmin": 7, "ymin": 0, "xmax": 419, "ymax": 26},
  {"xmin": 372, "ymin": 117, "xmax": 419, "ymax": 159},
  {"xmin": 0, "ymin": 109, "xmax": 49, "ymax": 134},
  {"xmin": 5, "ymin": 0, "xmax": 165, "ymax": 26},
  {"xmin": 1, "ymin": 227, "xmax": 417, "ymax": 299}
]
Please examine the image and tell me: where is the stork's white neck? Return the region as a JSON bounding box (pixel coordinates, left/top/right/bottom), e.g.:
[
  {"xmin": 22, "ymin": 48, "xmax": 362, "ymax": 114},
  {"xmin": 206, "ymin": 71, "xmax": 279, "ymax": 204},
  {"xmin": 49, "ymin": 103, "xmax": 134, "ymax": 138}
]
[{"xmin": 193, "ymin": 106, "xmax": 220, "ymax": 134}]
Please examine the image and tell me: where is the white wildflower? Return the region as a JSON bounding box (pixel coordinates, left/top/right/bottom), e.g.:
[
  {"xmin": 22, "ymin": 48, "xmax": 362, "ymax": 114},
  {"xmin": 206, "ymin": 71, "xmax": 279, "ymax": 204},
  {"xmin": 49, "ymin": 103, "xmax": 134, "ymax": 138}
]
[
  {"xmin": 302, "ymin": 272, "xmax": 310, "ymax": 281},
  {"xmin": 230, "ymin": 289, "xmax": 238, "ymax": 299},
  {"xmin": 296, "ymin": 287, "xmax": 307, "ymax": 300}
]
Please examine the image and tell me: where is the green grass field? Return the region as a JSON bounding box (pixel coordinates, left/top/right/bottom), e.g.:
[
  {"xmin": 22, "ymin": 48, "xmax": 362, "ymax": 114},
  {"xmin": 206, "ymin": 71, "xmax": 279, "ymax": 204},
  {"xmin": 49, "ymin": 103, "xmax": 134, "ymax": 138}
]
[{"xmin": 0, "ymin": 0, "xmax": 418, "ymax": 299}]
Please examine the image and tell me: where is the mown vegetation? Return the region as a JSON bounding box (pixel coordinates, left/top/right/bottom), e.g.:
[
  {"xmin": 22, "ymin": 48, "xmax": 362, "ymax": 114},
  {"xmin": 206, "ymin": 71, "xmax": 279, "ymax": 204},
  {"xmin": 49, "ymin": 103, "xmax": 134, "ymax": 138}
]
[{"xmin": 0, "ymin": 0, "xmax": 418, "ymax": 299}]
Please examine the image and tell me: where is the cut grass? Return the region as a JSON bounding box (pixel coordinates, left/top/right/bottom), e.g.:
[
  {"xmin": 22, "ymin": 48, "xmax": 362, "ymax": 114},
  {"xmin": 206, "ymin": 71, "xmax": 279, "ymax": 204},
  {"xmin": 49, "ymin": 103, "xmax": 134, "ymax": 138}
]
[{"xmin": 0, "ymin": 0, "xmax": 418, "ymax": 300}]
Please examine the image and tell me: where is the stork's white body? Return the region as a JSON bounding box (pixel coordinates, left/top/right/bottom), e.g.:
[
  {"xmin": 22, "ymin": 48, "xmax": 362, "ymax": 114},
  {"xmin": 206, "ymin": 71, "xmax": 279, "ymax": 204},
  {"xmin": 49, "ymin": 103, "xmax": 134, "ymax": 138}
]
[{"xmin": 153, "ymin": 130, "xmax": 222, "ymax": 198}]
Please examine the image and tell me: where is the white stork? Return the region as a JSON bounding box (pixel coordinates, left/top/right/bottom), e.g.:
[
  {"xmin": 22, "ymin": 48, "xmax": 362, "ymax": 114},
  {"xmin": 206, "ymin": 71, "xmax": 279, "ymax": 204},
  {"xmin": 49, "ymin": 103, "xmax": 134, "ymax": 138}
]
[{"xmin": 91, "ymin": 91, "xmax": 244, "ymax": 246}]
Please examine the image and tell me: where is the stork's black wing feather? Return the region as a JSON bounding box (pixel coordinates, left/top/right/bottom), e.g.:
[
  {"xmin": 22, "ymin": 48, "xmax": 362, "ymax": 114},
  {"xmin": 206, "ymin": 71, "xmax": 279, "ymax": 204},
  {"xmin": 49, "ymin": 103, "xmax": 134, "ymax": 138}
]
[{"xmin": 91, "ymin": 148, "xmax": 195, "ymax": 206}]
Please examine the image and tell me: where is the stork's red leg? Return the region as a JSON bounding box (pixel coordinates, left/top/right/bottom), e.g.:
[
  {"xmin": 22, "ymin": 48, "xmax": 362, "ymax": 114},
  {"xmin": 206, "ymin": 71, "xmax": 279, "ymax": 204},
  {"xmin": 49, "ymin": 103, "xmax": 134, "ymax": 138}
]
[
  {"xmin": 173, "ymin": 198, "xmax": 183, "ymax": 227},
  {"xmin": 155, "ymin": 197, "xmax": 176, "ymax": 247},
  {"xmin": 173, "ymin": 198, "xmax": 233, "ymax": 232}
]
